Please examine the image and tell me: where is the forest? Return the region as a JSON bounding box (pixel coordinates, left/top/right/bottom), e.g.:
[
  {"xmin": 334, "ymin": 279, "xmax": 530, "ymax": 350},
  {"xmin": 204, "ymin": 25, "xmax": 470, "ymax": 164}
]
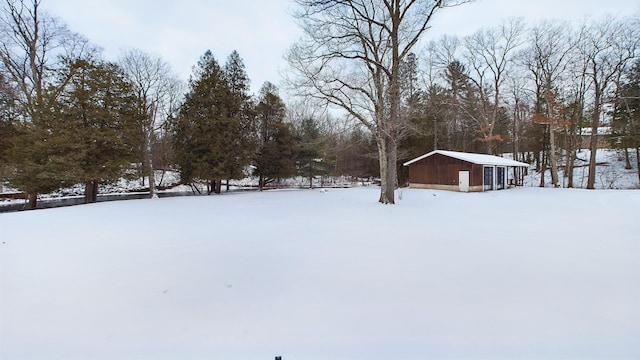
[{"xmin": 1, "ymin": 0, "xmax": 639, "ymax": 209}]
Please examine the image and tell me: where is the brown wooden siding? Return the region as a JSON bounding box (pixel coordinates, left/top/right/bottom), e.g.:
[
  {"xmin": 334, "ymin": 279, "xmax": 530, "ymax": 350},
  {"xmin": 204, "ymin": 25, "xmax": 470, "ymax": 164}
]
[{"xmin": 408, "ymin": 153, "xmax": 483, "ymax": 187}]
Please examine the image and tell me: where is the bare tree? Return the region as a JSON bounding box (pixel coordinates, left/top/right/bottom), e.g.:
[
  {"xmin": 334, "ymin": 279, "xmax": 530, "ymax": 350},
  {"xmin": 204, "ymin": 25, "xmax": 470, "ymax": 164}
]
[
  {"xmin": 581, "ymin": 15, "xmax": 638, "ymax": 189},
  {"xmin": 522, "ymin": 20, "xmax": 576, "ymax": 187},
  {"xmin": 119, "ymin": 48, "xmax": 183, "ymax": 198},
  {"xmin": 505, "ymin": 72, "xmax": 532, "ymax": 164},
  {"xmin": 564, "ymin": 57, "xmax": 589, "ymax": 188},
  {"xmin": 462, "ymin": 18, "xmax": 525, "ymax": 154},
  {"xmin": 0, "ymin": 0, "xmax": 92, "ymax": 113},
  {"xmin": 287, "ymin": 0, "xmax": 470, "ymax": 204}
]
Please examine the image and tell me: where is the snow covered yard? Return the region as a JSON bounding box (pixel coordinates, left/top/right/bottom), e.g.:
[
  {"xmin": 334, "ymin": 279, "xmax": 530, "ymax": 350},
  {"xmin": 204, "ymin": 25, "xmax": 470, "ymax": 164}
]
[{"xmin": 1, "ymin": 187, "xmax": 639, "ymax": 360}]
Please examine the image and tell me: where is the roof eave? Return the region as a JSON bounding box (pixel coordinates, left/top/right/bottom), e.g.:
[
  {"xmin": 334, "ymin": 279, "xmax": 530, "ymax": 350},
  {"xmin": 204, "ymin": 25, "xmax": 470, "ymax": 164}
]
[{"xmin": 403, "ymin": 150, "xmax": 529, "ymax": 167}]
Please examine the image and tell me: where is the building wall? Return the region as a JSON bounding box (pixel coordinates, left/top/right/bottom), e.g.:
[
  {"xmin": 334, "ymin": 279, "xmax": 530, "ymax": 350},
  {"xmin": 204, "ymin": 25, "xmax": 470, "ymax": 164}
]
[
  {"xmin": 407, "ymin": 153, "xmax": 483, "ymax": 188},
  {"xmin": 408, "ymin": 183, "xmax": 484, "ymax": 192}
]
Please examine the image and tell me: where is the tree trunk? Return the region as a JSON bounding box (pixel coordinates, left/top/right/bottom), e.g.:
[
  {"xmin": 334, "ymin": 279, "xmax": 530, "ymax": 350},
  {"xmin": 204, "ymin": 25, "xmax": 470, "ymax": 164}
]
[
  {"xmin": 565, "ymin": 126, "xmax": 576, "ymax": 188},
  {"xmin": 567, "ymin": 148, "xmax": 576, "ymax": 188},
  {"xmin": 25, "ymin": 192, "xmax": 38, "ymax": 210},
  {"xmin": 539, "ymin": 150, "xmax": 546, "ymax": 188},
  {"xmin": 625, "ymin": 100, "xmax": 640, "ymax": 185},
  {"xmin": 587, "ymin": 91, "xmax": 601, "ymax": 189},
  {"xmin": 376, "ymin": 133, "xmax": 389, "ymax": 204},
  {"xmin": 549, "ymin": 125, "xmax": 559, "ymax": 187},
  {"xmin": 433, "ymin": 117, "xmax": 438, "ymax": 150},
  {"xmin": 85, "ymin": 182, "xmax": 92, "ymax": 203},
  {"xmin": 385, "ymin": 137, "xmax": 398, "ymax": 204},
  {"xmin": 587, "ymin": 120, "xmax": 598, "ymax": 189},
  {"xmin": 259, "ymin": 175, "xmax": 264, "ymax": 191},
  {"xmin": 147, "ymin": 166, "xmax": 156, "ymax": 198},
  {"xmin": 374, "ymin": 122, "xmax": 393, "ymax": 204},
  {"xmin": 636, "ymin": 147, "xmax": 640, "ymax": 185},
  {"xmin": 384, "ymin": 1, "xmax": 400, "ymax": 205},
  {"xmin": 512, "ymin": 102, "xmax": 519, "ymax": 162},
  {"xmin": 624, "ymin": 147, "xmax": 631, "ymax": 169},
  {"xmin": 84, "ymin": 180, "xmax": 99, "ymax": 203},
  {"xmin": 145, "ymin": 144, "xmax": 156, "ymax": 198}
]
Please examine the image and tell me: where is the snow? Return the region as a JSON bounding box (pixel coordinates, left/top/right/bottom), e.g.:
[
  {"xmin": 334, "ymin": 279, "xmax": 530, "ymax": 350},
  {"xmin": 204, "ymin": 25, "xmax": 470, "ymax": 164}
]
[
  {"xmin": 403, "ymin": 150, "xmax": 529, "ymax": 167},
  {"xmin": 1, "ymin": 186, "xmax": 639, "ymax": 360},
  {"xmin": 523, "ymin": 149, "xmax": 640, "ymax": 189},
  {"xmin": 1, "ymin": 149, "xmax": 638, "ymax": 211}
]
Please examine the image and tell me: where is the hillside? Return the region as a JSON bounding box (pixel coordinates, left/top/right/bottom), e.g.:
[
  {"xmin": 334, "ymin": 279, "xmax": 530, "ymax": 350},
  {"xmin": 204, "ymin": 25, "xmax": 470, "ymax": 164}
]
[{"xmin": 522, "ymin": 148, "xmax": 639, "ymax": 189}]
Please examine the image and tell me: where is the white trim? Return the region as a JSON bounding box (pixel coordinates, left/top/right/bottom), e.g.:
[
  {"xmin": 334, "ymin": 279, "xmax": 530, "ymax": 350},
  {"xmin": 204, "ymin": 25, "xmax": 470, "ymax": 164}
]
[{"xmin": 404, "ymin": 150, "xmax": 529, "ymax": 167}]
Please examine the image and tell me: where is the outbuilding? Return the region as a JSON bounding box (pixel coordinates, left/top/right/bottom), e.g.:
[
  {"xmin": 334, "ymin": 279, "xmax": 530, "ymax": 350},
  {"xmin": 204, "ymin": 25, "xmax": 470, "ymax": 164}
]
[{"xmin": 403, "ymin": 150, "xmax": 529, "ymax": 192}]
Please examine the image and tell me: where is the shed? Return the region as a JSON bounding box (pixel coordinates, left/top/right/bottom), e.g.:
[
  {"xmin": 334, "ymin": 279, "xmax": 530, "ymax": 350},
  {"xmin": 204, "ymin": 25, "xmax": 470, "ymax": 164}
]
[{"xmin": 403, "ymin": 150, "xmax": 529, "ymax": 192}]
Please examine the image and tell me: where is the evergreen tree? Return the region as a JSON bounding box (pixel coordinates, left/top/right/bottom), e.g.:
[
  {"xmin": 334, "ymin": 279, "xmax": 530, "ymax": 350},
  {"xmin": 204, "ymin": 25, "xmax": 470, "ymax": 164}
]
[
  {"xmin": 397, "ymin": 52, "xmax": 433, "ymax": 182},
  {"xmin": 54, "ymin": 58, "xmax": 143, "ymax": 203},
  {"xmin": 173, "ymin": 50, "xmax": 248, "ymax": 194},
  {"xmin": 296, "ymin": 117, "xmax": 330, "ymax": 188},
  {"xmin": 0, "ymin": 0, "xmax": 95, "ymax": 208},
  {"xmin": 222, "ymin": 50, "xmax": 255, "ymax": 187},
  {"xmin": 398, "ymin": 85, "xmax": 431, "ymax": 183},
  {"xmin": 0, "ymin": 73, "xmax": 16, "ymax": 188},
  {"xmin": 253, "ymin": 82, "xmax": 296, "ymax": 190},
  {"xmin": 224, "ymin": 50, "xmax": 251, "ymax": 100},
  {"xmin": 334, "ymin": 126, "xmax": 377, "ymax": 181},
  {"xmin": 4, "ymin": 91, "xmax": 80, "ymax": 200},
  {"xmin": 443, "ymin": 60, "xmax": 478, "ymax": 151}
]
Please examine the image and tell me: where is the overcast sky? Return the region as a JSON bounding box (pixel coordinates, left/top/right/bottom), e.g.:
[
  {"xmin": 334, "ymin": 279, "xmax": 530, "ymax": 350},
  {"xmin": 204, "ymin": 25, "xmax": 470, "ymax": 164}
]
[{"xmin": 42, "ymin": 0, "xmax": 638, "ymax": 95}]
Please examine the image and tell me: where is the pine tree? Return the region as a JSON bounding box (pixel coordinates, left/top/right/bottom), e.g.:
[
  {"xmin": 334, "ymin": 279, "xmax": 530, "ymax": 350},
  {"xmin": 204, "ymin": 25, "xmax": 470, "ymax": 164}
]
[
  {"xmin": 397, "ymin": 52, "xmax": 433, "ymax": 178},
  {"xmin": 54, "ymin": 58, "xmax": 143, "ymax": 203},
  {"xmin": 295, "ymin": 117, "xmax": 330, "ymax": 188},
  {"xmin": 0, "ymin": 0, "xmax": 95, "ymax": 208},
  {"xmin": 253, "ymin": 82, "xmax": 296, "ymax": 190},
  {"xmin": 443, "ymin": 60, "xmax": 477, "ymax": 151},
  {"xmin": 173, "ymin": 50, "xmax": 248, "ymax": 194},
  {"xmin": 222, "ymin": 50, "xmax": 255, "ymax": 188},
  {"xmin": 5, "ymin": 98, "xmax": 80, "ymax": 200},
  {"xmin": 0, "ymin": 73, "xmax": 16, "ymax": 190},
  {"xmin": 334, "ymin": 126, "xmax": 377, "ymax": 181}
]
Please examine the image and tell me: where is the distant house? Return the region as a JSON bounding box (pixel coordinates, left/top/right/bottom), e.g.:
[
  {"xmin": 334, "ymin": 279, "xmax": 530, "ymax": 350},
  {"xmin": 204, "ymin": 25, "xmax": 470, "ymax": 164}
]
[{"xmin": 403, "ymin": 150, "xmax": 529, "ymax": 192}]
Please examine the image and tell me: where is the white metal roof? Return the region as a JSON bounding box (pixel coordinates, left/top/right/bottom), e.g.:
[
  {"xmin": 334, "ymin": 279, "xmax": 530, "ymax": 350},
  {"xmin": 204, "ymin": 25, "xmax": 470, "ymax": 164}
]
[{"xmin": 403, "ymin": 150, "xmax": 529, "ymax": 167}]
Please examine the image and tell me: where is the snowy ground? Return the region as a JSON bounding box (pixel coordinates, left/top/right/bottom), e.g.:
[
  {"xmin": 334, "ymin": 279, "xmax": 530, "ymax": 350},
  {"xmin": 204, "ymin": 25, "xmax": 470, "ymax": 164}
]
[
  {"xmin": 1, "ymin": 149, "xmax": 639, "ymax": 209},
  {"xmin": 522, "ymin": 149, "xmax": 639, "ymax": 190},
  {"xmin": 1, "ymin": 186, "xmax": 639, "ymax": 360}
]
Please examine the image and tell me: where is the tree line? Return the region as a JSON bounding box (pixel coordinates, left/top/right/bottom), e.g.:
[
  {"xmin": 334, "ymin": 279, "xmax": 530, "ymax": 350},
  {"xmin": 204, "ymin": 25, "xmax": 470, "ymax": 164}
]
[
  {"xmin": 287, "ymin": 1, "xmax": 640, "ymax": 202},
  {"xmin": 2, "ymin": 0, "xmax": 639, "ymax": 209},
  {"xmin": 0, "ymin": 0, "xmax": 376, "ymax": 209},
  {"xmin": 397, "ymin": 15, "xmax": 640, "ymax": 190}
]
